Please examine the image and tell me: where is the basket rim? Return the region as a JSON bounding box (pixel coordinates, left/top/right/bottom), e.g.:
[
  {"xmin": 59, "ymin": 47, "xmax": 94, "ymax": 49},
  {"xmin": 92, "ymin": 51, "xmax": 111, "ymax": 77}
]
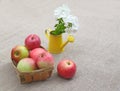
[{"xmin": 12, "ymin": 62, "xmax": 54, "ymax": 74}]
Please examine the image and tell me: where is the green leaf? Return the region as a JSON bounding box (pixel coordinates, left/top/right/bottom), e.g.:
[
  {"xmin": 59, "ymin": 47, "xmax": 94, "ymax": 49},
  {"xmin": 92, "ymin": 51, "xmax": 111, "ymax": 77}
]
[
  {"xmin": 54, "ymin": 24, "xmax": 58, "ymax": 27},
  {"xmin": 52, "ymin": 18, "xmax": 67, "ymax": 35},
  {"xmin": 68, "ymin": 22, "xmax": 72, "ymax": 28}
]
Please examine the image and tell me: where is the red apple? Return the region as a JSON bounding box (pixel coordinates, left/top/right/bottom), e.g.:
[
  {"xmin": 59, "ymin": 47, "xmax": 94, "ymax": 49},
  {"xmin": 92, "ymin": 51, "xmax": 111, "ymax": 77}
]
[
  {"xmin": 57, "ymin": 59, "xmax": 76, "ymax": 79},
  {"xmin": 29, "ymin": 48, "xmax": 46, "ymax": 62},
  {"xmin": 17, "ymin": 58, "xmax": 37, "ymax": 72},
  {"xmin": 36, "ymin": 52, "xmax": 54, "ymax": 69},
  {"xmin": 11, "ymin": 45, "xmax": 29, "ymax": 63},
  {"xmin": 25, "ymin": 34, "xmax": 41, "ymax": 50}
]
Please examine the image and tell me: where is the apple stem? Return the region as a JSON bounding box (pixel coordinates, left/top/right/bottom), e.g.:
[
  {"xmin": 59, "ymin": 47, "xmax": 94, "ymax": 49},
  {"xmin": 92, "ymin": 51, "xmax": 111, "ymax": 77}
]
[
  {"xmin": 40, "ymin": 53, "xmax": 45, "ymax": 57},
  {"xmin": 15, "ymin": 51, "xmax": 20, "ymax": 56},
  {"xmin": 31, "ymin": 37, "xmax": 34, "ymax": 40},
  {"xmin": 67, "ymin": 62, "xmax": 71, "ymax": 65}
]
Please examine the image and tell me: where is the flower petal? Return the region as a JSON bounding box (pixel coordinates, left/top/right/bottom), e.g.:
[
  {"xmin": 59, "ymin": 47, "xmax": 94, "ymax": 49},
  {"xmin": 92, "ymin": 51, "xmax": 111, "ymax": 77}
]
[{"xmin": 54, "ymin": 4, "xmax": 71, "ymax": 18}]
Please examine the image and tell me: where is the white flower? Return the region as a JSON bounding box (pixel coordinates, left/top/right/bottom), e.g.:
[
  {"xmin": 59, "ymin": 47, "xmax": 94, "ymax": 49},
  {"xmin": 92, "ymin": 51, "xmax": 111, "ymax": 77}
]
[
  {"xmin": 53, "ymin": 4, "xmax": 79, "ymax": 34},
  {"xmin": 64, "ymin": 15, "xmax": 79, "ymax": 32},
  {"xmin": 54, "ymin": 4, "xmax": 71, "ymax": 18}
]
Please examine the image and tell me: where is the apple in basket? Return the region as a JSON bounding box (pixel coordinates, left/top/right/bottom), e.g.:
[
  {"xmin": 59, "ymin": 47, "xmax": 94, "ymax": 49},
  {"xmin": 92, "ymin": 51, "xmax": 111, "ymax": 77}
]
[
  {"xmin": 36, "ymin": 52, "xmax": 54, "ymax": 69},
  {"xmin": 17, "ymin": 58, "xmax": 37, "ymax": 72},
  {"xmin": 25, "ymin": 34, "xmax": 41, "ymax": 50},
  {"xmin": 29, "ymin": 48, "xmax": 46, "ymax": 62},
  {"xmin": 11, "ymin": 45, "xmax": 29, "ymax": 63},
  {"xmin": 57, "ymin": 59, "xmax": 76, "ymax": 79}
]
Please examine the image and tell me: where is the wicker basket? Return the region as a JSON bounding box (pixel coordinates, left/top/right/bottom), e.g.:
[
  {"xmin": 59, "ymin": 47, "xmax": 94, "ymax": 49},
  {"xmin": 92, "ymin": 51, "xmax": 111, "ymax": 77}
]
[
  {"xmin": 12, "ymin": 60, "xmax": 54, "ymax": 84},
  {"xmin": 12, "ymin": 46, "xmax": 54, "ymax": 84}
]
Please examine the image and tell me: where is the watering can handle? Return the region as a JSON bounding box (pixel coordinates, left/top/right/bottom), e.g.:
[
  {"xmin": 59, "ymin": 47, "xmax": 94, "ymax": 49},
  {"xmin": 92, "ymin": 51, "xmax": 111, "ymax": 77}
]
[{"xmin": 45, "ymin": 28, "xmax": 52, "ymax": 39}]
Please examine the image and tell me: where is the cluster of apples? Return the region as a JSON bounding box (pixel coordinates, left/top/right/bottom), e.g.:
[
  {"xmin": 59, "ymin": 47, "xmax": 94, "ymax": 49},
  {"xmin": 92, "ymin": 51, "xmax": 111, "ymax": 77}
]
[
  {"xmin": 11, "ymin": 34, "xmax": 54, "ymax": 72},
  {"xmin": 11, "ymin": 34, "xmax": 77, "ymax": 79}
]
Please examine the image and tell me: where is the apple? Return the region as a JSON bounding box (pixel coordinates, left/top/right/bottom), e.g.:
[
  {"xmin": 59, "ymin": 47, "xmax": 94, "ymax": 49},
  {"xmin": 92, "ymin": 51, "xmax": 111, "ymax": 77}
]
[
  {"xmin": 25, "ymin": 34, "xmax": 41, "ymax": 50},
  {"xmin": 11, "ymin": 45, "xmax": 29, "ymax": 63},
  {"xmin": 57, "ymin": 59, "xmax": 76, "ymax": 79},
  {"xmin": 17, "ymin": 58, "xmax": 37, "ymax": 72},
  {"xmin": 29, "ymin": 48, "xmax": 46, "ymax": 62},
  {"xmin": 36, "ymin": 52, "xmax": 54, "ymax": 69}
]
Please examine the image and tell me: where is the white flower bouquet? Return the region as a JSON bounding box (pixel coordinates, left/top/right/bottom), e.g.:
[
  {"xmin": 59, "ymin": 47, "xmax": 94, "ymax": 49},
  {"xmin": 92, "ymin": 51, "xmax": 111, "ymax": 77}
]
[{"xmin": 50, "ymin": 5, "xmax": 79, "ymax": 35}]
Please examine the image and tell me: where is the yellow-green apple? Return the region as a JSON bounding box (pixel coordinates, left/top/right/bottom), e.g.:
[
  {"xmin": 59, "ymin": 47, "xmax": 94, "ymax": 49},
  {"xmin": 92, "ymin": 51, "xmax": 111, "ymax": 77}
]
[
  {"xmin": 36, "ymin": 52, "xmax": 54, "ymax": 69},
  {"xmin": 29, "ymin": 48, "xmax": 46, "ymax": 62},
  {"xmin": 17, "ymin": 58, "xmax": 37, "ymax": 72},
  {"xmin": 25, "ymin": 34, "xmax": 41, "ymax": 50},
  {"xmin": 57, "ymin": 59, "xmax": 76, "ymax": 79},
  {"xmin": 11, "ymin": 45, "xmax": 29, "ymax": 63}
]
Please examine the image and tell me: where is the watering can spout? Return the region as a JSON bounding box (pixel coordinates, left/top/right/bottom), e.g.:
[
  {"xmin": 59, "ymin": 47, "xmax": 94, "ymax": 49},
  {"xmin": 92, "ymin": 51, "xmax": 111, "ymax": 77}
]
[{"xmin": 60, "ymin": 35, "xmax": 74, "ymax": 49}]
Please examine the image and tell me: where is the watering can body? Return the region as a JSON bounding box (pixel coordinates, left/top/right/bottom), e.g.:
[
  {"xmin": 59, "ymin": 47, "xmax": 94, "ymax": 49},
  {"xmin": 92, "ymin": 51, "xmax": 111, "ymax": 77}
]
[{"xmin": 45, "ymin": 28, "xmax": 74, "ymax": 54}]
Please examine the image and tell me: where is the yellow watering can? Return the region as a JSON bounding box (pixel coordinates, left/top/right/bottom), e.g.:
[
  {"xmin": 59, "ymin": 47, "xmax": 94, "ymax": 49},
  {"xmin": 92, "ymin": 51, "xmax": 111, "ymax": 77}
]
[{"xmin": 45, "ymin": 28, "xmax": 74, "ymax": 54}]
